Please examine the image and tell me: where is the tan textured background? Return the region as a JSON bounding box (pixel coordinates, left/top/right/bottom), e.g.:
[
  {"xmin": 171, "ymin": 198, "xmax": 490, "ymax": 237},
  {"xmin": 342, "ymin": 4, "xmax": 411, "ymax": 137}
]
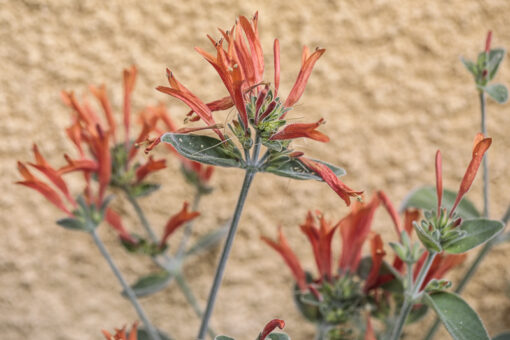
[{"xmin": 1, "ymin": 0, "xmax": 510, "ymax": 339}]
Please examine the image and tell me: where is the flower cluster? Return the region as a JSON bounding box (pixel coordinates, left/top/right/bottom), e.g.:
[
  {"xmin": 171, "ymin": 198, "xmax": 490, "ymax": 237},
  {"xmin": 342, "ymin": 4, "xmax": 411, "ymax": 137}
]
[
  {"xmin": 149, "ymin": 12, "xmax": 361, "ymax": 206},
  {"xmin": 16, "ymin": 67, "xmax": 201, "ymax": 249}
]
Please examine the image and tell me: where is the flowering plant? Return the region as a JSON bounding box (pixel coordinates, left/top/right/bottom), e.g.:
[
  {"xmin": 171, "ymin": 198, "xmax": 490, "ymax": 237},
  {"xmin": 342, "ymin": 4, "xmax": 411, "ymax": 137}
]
[{"xmin": 15, "ymin": 12, "xmax": 510, "ymax": 340}]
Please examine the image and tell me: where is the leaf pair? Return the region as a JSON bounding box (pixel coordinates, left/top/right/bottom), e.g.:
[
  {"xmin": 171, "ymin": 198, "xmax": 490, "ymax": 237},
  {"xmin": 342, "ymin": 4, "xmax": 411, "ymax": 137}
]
[
  {"xmin": 402, "ymin": 187, "xmax": 504, "ymax": 254},
  {"xmin": 163, "ymin": 133, "xmax": 345, "ymax": 181}
]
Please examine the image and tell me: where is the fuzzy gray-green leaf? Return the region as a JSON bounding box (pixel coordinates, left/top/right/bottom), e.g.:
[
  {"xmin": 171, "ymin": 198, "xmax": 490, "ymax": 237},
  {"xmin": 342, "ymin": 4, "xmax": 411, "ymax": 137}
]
[
  {"xmin": 443, "ymin": 218, "xmax": 504, "ymax": 254},
  {"xmin": 162, "ymin": 133, "xmax": 244, "ymax": 168},
  {"xmin": 484, "ymin": 83, "xmax": 508, "ymax": 104},
  {"xmin": 424, "ymin": 292, "xmax": 489, "ymax": 340},
  {"xmin": 264, "ymin": 158, "xmax": 345, "ymax": 181}
]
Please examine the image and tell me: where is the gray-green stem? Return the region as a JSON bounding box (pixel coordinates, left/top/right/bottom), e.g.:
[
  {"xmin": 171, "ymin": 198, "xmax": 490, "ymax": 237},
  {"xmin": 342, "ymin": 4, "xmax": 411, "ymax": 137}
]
[
  {"xmin": 480, "ymin": 91, "xmax": 489, "ymax": 218},
  {"xmin": 197, "ymin": 169, "xmax": 256, "ymax": 339},
  {"xmin": 315, "ymin": 323, "xmax": 330, "ymax": 340},
  {"xmin": 125, "ymin": 190, "xmax": 159, "ymax": 243},
  {"xmin": 422, "ymin": 90, "xmax": 493, "ymax": 340},
  {"xmin": 91, "ymin": 230, "xmax": 162, "ymax": 340},
  {"xmin": 389, "ymin": 252, "xmax": 436, "ymax": 340},
  {"xmin": 125, "ymin": 190, "xmax": 214, "ymax": 337},
  {"xmin": 175, "ymin": 273, "xmax": 216, "ymax": 339}
]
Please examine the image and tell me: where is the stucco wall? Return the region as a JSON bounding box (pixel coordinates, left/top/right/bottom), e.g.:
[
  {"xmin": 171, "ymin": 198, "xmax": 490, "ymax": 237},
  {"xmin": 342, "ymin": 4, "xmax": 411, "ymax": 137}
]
[{"xmin": 1, "ymin": 0, "xmax": 509, "ymax": 339}]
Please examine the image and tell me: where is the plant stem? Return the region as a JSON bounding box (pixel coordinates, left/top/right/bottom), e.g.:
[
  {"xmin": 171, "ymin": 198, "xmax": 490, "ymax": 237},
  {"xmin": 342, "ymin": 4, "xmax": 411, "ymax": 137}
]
[
  {"xmin": 480, "ymin": 91, "xmax": 490, "ymax": 218},
  {"xmin": 91, "ymin": 230, "xmax": 161, "ymax": 340},
  {"xmin": 315, "ymin": 322, "xmax": 329, "ymax": 340},
  {"xmin": 125, "ymin": 190, "xmax": 159, "ymax": 243},
  {"xmin": 423, "ymin": 90, "xmax": 494, "ymax": 340},
  {"xmin": 390, "ymin": 252, "xmax": 436, "ymax": 340},
  {"xmin": 126, "ymin": 190, "xmax": 211, "ymax": 337},
  {"xmin": 197, "ymin": 169, "xmax": 256, "ymax": 339},
  {"xmin": 176, "ymin": 190, "xmax": 202, "ymax": 257},
  {"xmin": 175, "ymin": 273, "xmax": 216, "ymax": 339}
]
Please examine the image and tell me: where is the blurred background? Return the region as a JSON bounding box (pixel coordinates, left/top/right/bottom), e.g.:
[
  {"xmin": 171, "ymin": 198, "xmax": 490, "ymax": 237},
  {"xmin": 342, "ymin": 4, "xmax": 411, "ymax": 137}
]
[{"xmin": 1, "ymin": 0, "xmax": 509, "ymax": 339}]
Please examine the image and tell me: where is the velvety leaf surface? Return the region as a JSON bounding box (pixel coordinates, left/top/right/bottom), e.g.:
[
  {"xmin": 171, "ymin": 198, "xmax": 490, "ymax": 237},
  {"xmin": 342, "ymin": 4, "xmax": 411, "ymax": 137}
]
[
  {"xmin": 444, "ymin": 218, "xmax": 504, "ymax": 254},
  {"xmin": 162, "ymin": 133, "xmax": 244, "ymax": 168},
  {"xmin": 484, "ymin": 83, "xmax": 508, "ymax": 103},
  {"xmin": 424, "ymin": 292, "xmax": 489, "ymax": 340},
  {"xmin": 264, "ymin": 158, "xmax": 345, "ymax": 181}
]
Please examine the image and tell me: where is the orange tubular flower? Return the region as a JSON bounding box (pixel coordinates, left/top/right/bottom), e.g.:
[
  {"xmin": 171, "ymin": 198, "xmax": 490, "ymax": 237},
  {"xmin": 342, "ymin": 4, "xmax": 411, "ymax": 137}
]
[
  {"xmin": 135, "ymin": 156, "xmax": 166, "ymax": 183},
  {"xmin": 364, "ymin": 233, "xmax": 386, "ymax": 292},
  {"xmin": 102, "ymin": 322, "xmax": 138, "ymax": 340},
  {"xmin": 338, "ymin": 195, "xmax": 380, "ymax": 272},
  {"xmin": 159, "ymin": 202, "xmax": 200, "ymax": 249},
  {"xmin": 449, "ymin": 133, "xmax": 491, "ymax": 217},
  {"xmin": 282, "ymin": 46, "xmax": 326, "ymax": 112},
  {"xmin": 258, "ymin": 319, "xmax": 285, "ymax": 340},
  {"xmin": 157, "ymin": 12, "xmax": 326, "ymax": 138},
  {"xmin": 105, "ymin": 208, "xmax": 139, "ymax": 245},
  {"xmin": 269, "ymin": 119, "xmax": 330, "ymax": 143},
  {"xmin": 16, "ymin": 161, "xmax": 73, "ymax": 216},
  {"xmin": 261, "ymin": 227, "xmax": 307, "ymax": 291},
  {"xmin": 156, "ymin": 70, "xmax": 225, "ymax": 140},
  {"xmin": 300, "ymin": 211, "xmax": 338, "ymax": 281},
  {"xmin": 300, "ymin": 158, "xmax": 363, "ymax": 206}
]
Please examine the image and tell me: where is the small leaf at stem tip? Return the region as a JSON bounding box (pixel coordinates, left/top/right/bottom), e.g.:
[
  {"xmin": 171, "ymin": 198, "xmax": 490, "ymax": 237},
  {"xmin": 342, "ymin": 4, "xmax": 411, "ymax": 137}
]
[
  {"xmin": 136, "ymin": 328, "xmax": 173, "ymax": 340},
  {"xmin": 56, "ymin": 217, "xmax": 87, "ymax": 231},
  {"xmin": 461, "ymin": 57, "xmax": 478, "ymax": 77},
  {"xmin": 424, "ymin": 291, "xmax": 490, "ymax": 340},
  {"xmin": 263, "ymin": 157, "xmax": 345, "ymax": 181},
  {"xmin": 413, "ymin": 221, "xmax": 442, "ymax": 253},
  {"xmin": 214, "ymin": 336, "xmax": 235, "ymax": 340},
  {"xmin": 161, "ymin": 133, "xmax": 244, "ymax": 168},
  {"xmin": 443, "ymin": 218, "xmax": 504, "ymax": 254},
  {"xmin": 121, "ymin": 271, "xmax": 174, "ymax": 298},
  {"xmin": 400, "ymin": 186, "xmax": 480, "ymax": 220},
  {"xmin": 484, "ymin": 83, "xmax": 508, "ymax": 103}
]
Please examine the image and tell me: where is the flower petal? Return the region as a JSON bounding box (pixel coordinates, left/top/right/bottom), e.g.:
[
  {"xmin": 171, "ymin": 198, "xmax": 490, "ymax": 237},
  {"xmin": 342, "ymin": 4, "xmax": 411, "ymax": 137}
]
[{"xmin": 261, "ymin": 227, "xmax": 307, "ymax": 291}]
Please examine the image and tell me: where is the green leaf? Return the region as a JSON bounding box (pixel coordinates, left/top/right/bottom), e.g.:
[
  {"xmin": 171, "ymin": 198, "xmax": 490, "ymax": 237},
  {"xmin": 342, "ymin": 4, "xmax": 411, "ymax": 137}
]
[
  {"xmin": 493, "ymin": 332, "xmax": 510, "ymax": 340},
  {"xmin": 122, "ymin": 271, "xmax": 174, "ymax": 298},
  {"xmin": 162, "ymin": 133, "xmax": 244, "ymax": 168},
  {"xmin": 185, "ymin": 224, "xmax": 229, "ymax": 257},
  {"xmin": 268, "ymin": 333, "xmax": 290, "ymax": 340},
  {"xmin": 214, "ymin": 336, "xmax": 235, "ymax": 340},
  {"xmin": 400, "ymin": 186, "xmax": 480, "ymax": 220},
  {"xmin": 461, "ymin": 57, "xmax": 478, "ymax": 76},
  {"xmin": 264, "ymin": 158, "xmax": 345, "ymax": 181},
  {"xmin": 484, "ymin": 83, "xmax": 508, "ymax": 104},
  {"xmin": 482, "ymin": 48, "xmax": 506, "ymax": 80},
  {"xmin": 443, "ymin": 218, "xmax": 504, "ymax": 254},
  {"xmin": 130, "ymin": 183, "xmax": 160, "ymax": 198},
  {"xmin": 56, "ymin": 217, "xmax": 87, "ymax": 231},
  {"xmin": 424, "ymin": 292, "xmax": 489, "ymax": 340},
  {"xmin": 136, "ymin": 328, "xmax": 173, "ymax": 340}
]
